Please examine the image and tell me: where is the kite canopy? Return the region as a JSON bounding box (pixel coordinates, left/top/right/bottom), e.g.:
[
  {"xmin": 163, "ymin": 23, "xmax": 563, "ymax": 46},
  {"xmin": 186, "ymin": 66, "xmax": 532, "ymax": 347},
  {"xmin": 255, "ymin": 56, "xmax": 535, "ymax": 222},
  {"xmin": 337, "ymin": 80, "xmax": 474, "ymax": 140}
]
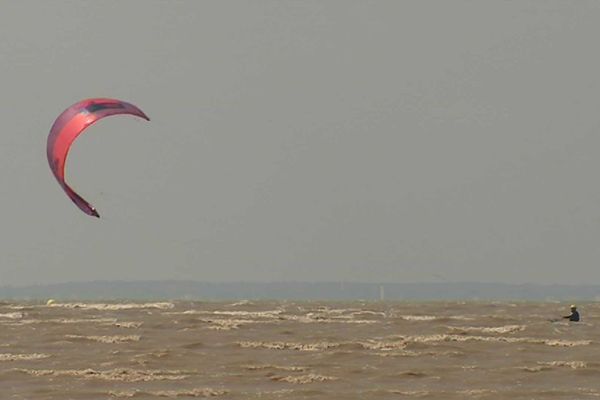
[{"xmin": 46, "ymin": 98, "xmax": 150, "ymax": 217}]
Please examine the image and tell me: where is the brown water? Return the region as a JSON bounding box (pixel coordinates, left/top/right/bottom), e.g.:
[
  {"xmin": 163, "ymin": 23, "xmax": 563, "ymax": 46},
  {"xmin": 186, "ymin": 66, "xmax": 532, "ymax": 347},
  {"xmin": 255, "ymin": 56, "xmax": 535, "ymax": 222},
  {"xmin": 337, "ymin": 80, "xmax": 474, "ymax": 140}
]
[{"xmin": 0, "ymin": 300, "xmax": 598, "ymax": 399}]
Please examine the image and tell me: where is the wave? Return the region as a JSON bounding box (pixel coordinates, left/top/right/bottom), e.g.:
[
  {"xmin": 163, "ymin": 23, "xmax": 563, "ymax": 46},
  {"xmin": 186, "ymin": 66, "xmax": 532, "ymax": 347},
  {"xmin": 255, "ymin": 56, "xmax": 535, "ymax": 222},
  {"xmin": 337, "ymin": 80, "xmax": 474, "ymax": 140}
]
[
  {"xmin": 0, "ymin": 312, "xmax": 25, "ymax": 320},
  {"xmin": 109, "ymin": 321, "xmax": 143, "ymax": 328},
  {"xmin": 374, "ymin": 349, "xmax": 464, "ymax": 358},
  {"xmin": 49, "ymin": 302, "xmax": 174, "ymax": 311},
  {"xmin": 394, "ymin": 314, "xmax": 474, "ymax": 322},
  {"xmin": 538, "ymin": 360, "xmax": 588, "ymax": 369},
  {"xmin": 447, "ymin": 325, "xmax": 525, "ymax": 334},
  {"xmin": 198, "ymin": 318, "xmax": 255, "ymax": 330},
  {"xmin": 0, "ymin": 353, "xmax": 50, "ymax": 361},
  {"xmin": 242, "ymin": 364, "xmax": 306, "ymax": 372},
  {"xmin": 385, "ymin": 390, "xmax": 432, "ymax": 397},
  {"xmin": 392, "ymin": 334, "xmax": 591, "ymax": 347},
  {"xmin": 15, "ymin": 368, "xmax": 189, "ymax": 382},
  {"xmin": 131, "ymin": 351, "xmax": 172, "ymax": 367},
  {"xmin": 353, "ymin": 334, "xmax": 590, "ymax": 352},
  {"xmin": 176, "ymin": 310, "xmax": 377, "ymax": 326},
  {"xmin": 357, "ymin": 339, "xmax": 407, "ymax": 351},
  {"xmin": 396, "ymin": 315, "xmax": 437, "ymax": 321},
  {"xmin": 237, "ymin": 341, "xmax": 340, "ymax": 351},
  {"xmin": 455, "ymin": 389, "xmax": 498, "ymax": 396},
  {"xmin": 373, "ymin": 388, "xmax": 600, "ymax": 398},
  {"xmin": 65, "ymin": 335, "xmax": 141, "ymax": 344},
  {"xmin": 374, "ymin": 389, "xmax": 496, "ymax": 398},
  {"xmin": 396, "ymin": 370, "xmax": 430, "ymax": 378},
  {"xmin": 350, "ymin": 310, "xmax": 386, "ymax": 317},
  {"xmin": 277, "ymin": 317, "xmax": 376, "ymax": 325},
  {"xmin": 9, "ymin": 318, "xmax": 117, "ymax": 325},
  {"xmin": 227, "ymin": 300, "xmax": 253, "ymax": 307},
  {"xmin": 182, "ymin": 310, "xmax": 283, "ymax": 318},
  {"xmin": 108, "ymin": 388, "xmax": 228, "ymax": 398},
  {"xmin": 301, "ymin": 306, "xmax": 363, "ymax": 315},
  {"xmin": 236, "ymin": 331, "xmax": 590, "ymax": 357},
  {"xmin": 521, "ymin": 360, "xmax": 590, "ymax": 372},
  {"xmin": 269, "ymin": 373, "xmax": 338, "ymax": 384}
]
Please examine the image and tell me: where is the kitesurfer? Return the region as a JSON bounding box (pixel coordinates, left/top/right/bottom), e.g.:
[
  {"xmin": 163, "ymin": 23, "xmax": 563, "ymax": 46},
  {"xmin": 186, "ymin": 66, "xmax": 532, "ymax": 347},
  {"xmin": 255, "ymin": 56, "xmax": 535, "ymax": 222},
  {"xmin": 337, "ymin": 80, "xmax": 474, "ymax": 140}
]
[{"xmin": 562, "ymin": 305, "xmax": 580, "ymax": 322}]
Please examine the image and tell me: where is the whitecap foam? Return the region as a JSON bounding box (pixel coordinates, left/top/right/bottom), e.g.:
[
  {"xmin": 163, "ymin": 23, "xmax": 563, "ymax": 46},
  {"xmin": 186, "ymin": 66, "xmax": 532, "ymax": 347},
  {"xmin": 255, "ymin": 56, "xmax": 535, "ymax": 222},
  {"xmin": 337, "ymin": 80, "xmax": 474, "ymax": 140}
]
[
  {"xmin": 457, "ymin": 389, "xmax": 498, "ymax": 395},
  {"xmin": 398, "ymin": 334, "xmax": 591, "ymax": 347},
  {"xmin": 0, "ymin": 353, "xmax": 50, "ymax": 361},
  {"xmin": 107, "ymin": 321, "xmax": 143, "ymax": 329},
  {"xmin": 538, "ymin": 361, "xmax": 587, "ymax": 369},
  {"xmin": 49, "ymin": 302, "xmax": 174, "ymax": 311},
  {"xmin": 0, "ymin": 312, "xmax": 25, "ymax": 320},
  {"xmin": 282, "ymin": 314, "xmax": 377, "ymax": 324},
  {"xmin": 447, "ymin": 325, "xmax": 525, "ymax": 334},
  {"xmin": 237, "ymin": 340, "xmax": 340, "ymax": 351},
  {"xmin": 358, "ymin": 339, "xmax": 407, "ymax": 351},
  {"xmin": 65, "ymin": 335, "xmax": 141, "ymax": 344},
  {"xmin": 227, "ymin": 300, "xmax": 253, "ymax": 307},
  {"xmin": 108, "ymin": 388, "xmax": 228, "ymax": 397},
  {"xmin": 395, "ymin": 314, "xmax": 475, "ymax": 321},
  {"xmin": 209, "ymin": 310, "xmax": 283, "ymax": 318},
  {"xmin": 199, "ymin": 318, "xmax": 256, "ymax": 330},
  {"xmin": 243, "ymin": 364, "xmax": 306, "ymax": 372},
  {"xmin": 16, "ymin": 368, "xmax": 189, "ymax": 382},
  {"xmin": 270, "ymin": 373, "xmax": 338, "ymax": 384},
  {"xmin": 396, "ymin": 315, "xmax": 437, "ymax": 321},
  {"xmin": 350, "ymin": 310, "xmax": 386, "ymax": 317}
]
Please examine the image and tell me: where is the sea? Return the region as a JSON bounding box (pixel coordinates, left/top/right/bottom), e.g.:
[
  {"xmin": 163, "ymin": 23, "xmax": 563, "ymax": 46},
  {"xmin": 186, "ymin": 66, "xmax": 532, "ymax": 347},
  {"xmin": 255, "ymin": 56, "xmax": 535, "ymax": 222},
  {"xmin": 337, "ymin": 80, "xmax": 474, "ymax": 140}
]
[{"xmin": 0, "ymin": 300, "xmax": 598, "ymax": 399}]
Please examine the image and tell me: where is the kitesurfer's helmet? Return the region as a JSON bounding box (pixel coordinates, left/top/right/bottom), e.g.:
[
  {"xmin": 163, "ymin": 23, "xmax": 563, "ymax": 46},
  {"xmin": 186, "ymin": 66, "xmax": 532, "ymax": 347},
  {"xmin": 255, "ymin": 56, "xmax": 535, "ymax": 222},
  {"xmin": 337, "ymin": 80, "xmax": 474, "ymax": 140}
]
[{"xmin": 570, "ymin": 305, "xmax": 577, "ymax": 310}]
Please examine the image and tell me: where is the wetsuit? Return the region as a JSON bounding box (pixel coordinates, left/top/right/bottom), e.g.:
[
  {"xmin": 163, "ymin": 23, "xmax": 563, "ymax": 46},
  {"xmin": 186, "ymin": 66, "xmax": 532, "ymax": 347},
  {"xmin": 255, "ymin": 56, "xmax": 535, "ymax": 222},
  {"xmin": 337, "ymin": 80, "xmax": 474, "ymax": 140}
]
[{"xmin": 563, "ymin": 310, "xmax": 580, "ymax": 321}]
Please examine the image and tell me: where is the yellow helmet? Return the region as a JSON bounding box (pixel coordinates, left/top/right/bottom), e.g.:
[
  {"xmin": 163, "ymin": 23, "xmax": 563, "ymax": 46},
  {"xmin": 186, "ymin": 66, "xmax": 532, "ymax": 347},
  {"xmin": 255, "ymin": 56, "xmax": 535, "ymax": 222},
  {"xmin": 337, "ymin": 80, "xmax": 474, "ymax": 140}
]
[{"xmin": 570, "ymin": 304, "xmax": 577, "ymax": 309}]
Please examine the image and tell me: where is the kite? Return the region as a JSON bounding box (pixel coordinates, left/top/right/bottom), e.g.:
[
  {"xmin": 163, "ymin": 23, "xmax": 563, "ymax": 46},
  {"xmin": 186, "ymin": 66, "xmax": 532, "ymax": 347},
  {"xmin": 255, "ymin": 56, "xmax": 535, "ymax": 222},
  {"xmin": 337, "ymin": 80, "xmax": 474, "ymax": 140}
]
[{"xmin": 46, "ymin": 98, "xmax": 150, "ymax": 217}]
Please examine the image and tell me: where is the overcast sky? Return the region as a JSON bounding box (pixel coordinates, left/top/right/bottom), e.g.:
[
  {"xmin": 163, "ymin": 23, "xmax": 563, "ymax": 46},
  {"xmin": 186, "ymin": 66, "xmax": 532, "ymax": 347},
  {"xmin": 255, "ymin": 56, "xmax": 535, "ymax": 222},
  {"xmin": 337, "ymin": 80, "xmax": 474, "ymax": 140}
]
[{"xmin": 2, "ymin": 1, "xmax": 600, "ymax": 286}]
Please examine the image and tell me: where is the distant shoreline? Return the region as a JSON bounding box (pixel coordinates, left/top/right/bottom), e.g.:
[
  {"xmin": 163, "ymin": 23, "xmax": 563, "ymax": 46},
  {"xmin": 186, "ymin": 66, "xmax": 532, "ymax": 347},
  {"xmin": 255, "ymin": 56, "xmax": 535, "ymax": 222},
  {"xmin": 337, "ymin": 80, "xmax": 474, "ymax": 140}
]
[{"xmin": 1, "ymin": 281, "xmax": 599, "ymax": 301}]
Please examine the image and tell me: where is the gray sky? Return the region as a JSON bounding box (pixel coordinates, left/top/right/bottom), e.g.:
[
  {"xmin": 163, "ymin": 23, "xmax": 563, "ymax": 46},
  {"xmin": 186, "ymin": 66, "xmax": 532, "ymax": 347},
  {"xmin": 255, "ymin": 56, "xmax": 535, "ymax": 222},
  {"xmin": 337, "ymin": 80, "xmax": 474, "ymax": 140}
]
[{"xmin": 2, "ymin": 1, "xmax": 600, "ymax": 286}]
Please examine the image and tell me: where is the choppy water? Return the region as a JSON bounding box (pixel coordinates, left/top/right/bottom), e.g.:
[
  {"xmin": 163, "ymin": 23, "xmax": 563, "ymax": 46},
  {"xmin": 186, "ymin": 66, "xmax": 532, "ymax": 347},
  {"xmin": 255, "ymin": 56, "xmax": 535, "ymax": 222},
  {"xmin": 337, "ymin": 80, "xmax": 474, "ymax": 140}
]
[{"xmin": 1, "ymin": 300, "xmax": 599, "ymax": 399}]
